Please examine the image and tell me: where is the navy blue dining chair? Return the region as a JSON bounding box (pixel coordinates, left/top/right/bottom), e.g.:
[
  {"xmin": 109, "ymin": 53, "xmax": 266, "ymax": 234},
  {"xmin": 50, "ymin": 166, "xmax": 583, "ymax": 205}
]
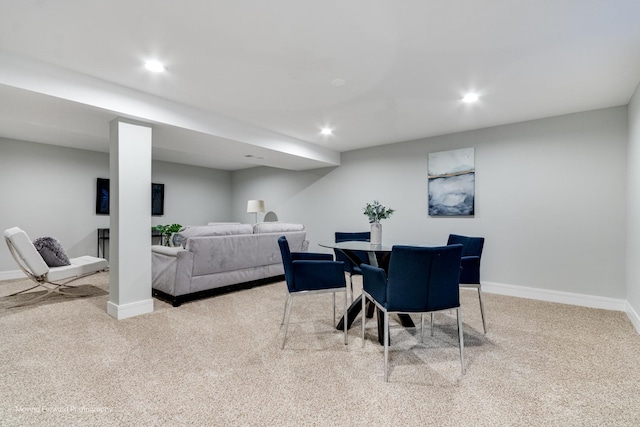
[
  {"xmin": 334, "ymin": 231, "xmax": 370, "ymax": 302},
  {"xmin": 447, "ymin": 234, "xmax": 486, "ymax": 333},
  {"xmin": 361, "ymin": 244, "xmax": 464, "ymax": 382},
  {"xmin": 278, "ymin": 236, "xmax": 348, "ymax": 349}
]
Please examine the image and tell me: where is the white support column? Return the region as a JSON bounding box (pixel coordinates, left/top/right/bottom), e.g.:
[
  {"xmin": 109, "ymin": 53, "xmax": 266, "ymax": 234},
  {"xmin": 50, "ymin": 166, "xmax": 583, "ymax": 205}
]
[{"xmin": 107, "ymin": 118, "xmax": 154, "ymax": 320}]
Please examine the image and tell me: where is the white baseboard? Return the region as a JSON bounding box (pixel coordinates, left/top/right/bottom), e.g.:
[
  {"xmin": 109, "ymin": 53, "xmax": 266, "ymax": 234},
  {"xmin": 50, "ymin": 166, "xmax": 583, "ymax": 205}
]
[
  {"xmin": 625, "ymin": 301, "xmax": 640, "ymax": 335},
  {"xmin": 0, "ymin": 270, "xmax": 26, "ymax": 281},
  {"xmin": 482, "ymin": 281, "xmax": 627, "ymax": 312},
  {"xmin": 107, "ymin": 298, "xmax": 154, "ymax": 320}
]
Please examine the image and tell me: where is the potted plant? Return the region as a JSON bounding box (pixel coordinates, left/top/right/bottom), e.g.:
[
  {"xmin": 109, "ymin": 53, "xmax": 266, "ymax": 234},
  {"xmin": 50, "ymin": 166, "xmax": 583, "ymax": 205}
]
[
  {"xmin": 153, "ymin": 223, "xmax": 182, "ymax": 246},
  {"xmin": 363, "ymin": 200, "xmax": 395, "ymax": 244}
]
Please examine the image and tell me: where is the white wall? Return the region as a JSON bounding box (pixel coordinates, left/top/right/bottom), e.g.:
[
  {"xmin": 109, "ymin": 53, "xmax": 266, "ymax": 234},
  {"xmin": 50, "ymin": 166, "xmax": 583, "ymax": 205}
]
[
  {"xmin": 0, "ymin": 138, "xmax": 232, "ymax": 274},
  {"xmin": 231, "ymin": 166, "xmax": 335, "ymax": 224},
  {"xmin": 150, "ymin": 160, "xmax": 233, "ymax": 228},
  {"xmin": 627, "ymin": 82, "xmax": 640, "ymax": 327},
  {"xmin": 232, "ymin": 107, "xmax": 628, "ymax": 300}
]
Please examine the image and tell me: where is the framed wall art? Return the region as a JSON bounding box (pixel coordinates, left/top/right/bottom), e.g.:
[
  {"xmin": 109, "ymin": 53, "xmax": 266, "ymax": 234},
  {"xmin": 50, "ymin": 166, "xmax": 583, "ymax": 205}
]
[{"xmin": 428, "ymin": 147, "xmax": 475, "ymax": 216}]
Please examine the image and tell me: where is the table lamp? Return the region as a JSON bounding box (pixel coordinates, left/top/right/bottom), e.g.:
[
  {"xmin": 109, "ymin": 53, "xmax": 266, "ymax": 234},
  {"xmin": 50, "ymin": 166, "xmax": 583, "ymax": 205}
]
[{"xmin": 247, "ymin": 200, "xmax": 265, "ymax": 223}]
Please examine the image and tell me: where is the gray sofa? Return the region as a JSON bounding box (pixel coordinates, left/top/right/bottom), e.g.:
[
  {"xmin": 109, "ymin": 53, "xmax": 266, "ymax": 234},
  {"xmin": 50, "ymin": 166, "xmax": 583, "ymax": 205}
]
[{"xmin": 151, "ymin": 222, "xmax": 308, "ymax": 306}]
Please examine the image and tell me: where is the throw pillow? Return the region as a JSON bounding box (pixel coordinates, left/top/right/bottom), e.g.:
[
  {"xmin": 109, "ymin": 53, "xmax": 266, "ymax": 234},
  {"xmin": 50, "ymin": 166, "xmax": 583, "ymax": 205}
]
[{"xmin": 32, "ymin": 237, "xmax": 71, "ymax": 267}]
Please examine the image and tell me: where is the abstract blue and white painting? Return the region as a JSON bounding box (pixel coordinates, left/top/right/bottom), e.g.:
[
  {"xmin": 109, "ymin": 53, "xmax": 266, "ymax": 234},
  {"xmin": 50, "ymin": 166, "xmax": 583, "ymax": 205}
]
[{"xmin": 428, "ymin": 147, "xmax": 475, "ymax": 216}]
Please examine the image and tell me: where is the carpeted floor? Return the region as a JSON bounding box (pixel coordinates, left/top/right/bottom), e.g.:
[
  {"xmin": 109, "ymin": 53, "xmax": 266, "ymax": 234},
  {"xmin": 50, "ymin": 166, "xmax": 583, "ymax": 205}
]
[{"xmin": 1, "ymin": 272, "xmax": 639, "ymax": 426}]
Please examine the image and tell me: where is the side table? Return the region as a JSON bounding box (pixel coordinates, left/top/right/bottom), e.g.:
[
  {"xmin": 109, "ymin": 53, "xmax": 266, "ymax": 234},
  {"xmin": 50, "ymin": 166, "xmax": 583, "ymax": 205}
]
[{"xmin": 97, "ymin": 228, "xmax": 163, "ymax": 259}]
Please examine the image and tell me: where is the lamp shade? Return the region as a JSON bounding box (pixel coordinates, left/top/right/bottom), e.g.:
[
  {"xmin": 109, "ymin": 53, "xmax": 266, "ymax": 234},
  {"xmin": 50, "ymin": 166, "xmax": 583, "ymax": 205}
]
[{"xmin": 247, "ymin": 199, "xmax": 265, "ymax": 213}]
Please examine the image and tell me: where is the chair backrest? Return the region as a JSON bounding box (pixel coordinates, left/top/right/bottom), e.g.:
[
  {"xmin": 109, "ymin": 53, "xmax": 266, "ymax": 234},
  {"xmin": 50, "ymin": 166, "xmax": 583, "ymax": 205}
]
[
  {"xmin": 335, "ymin": 231, "xmax": 370, "ymax": 243},
  {"xmin": 334, "ymin": 231, "xmax": 370, "ymax": 273},
  {"xmin": 447, "ymin": 234, "xmax": 484, "ymax": 258},
  {"xmin": 4, "ymin": 227, "xmax": 50, "ymax": 278},
  {"xmin": 277, "ymin": 236, "xmax": 295, "ymax": 292},
  {"xmin": 385, "ymin": 244, "xmax": 462, "ymax": 312}
]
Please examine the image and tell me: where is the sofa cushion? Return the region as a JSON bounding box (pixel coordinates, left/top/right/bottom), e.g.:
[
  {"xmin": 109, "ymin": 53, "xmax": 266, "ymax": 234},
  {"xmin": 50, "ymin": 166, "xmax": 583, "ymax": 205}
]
[
  {"xmin": 175, "ymin": 224, "xmax": 254, "ymax": 248},
  {"xmin": 187, "ymin": 234, "xmax": 259, "ymax": 276},
  {"xmin": 33, "ymin": 237, "xmax": 71, "ymax": 267},
  {"xmin": 253, "ymin": 222, "xmax": 304, "ymax": 234},
  {"xmin": 187, "ymin": 231, "xmax": 307, "ymax": 277}
]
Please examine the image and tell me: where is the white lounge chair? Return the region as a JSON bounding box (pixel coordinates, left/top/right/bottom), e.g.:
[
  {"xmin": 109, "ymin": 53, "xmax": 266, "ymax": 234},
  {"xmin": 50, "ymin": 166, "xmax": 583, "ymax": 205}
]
[{"xmin": 3, "ymin": 227, "xmax": 108, "ymax": 306}]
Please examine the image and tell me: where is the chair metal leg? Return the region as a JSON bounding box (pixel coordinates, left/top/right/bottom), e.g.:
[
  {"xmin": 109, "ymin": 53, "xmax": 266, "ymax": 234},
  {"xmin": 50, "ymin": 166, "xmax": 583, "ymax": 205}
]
[
  {"xmin": 420, "ymin": 314, "xmax": 424, "ymax": 343},
  {"xmin": 349, "ymin": 274, "xmax": 354, "ymax": 304},
  {"xmin": 343, "ymin": 289, "xmax": 348, "ymax": 345},
  {"xmin": 431, "ymin": 312, "xmax": 435, "ymax": 337},
  {"xmin": 384, "ymin": 310, "xmax": 389, "ymax": 382},
  {"xmin": 477, "ymin": 287, "xmax": 487, "ymax": 334},
  {"xmin": 5, "ymin": 282, "xmax": 84, "ymax": 308},
  {"xmin": 457, "ymin": 307, "xmax": 465, "ymax": 374},
  {"xmin": 7, "ymin": 287, "xmax": 57, "ymax": 308},
  {"xmin": 281, "ymin": 295, "xmax": 293, "ymax": 349},
  {"xmin": 281, "ymin": 298, "xmax": 288, "ymax": 326},
  {"xmin": 6, "ymin": 284, "xmax": 40, "ymax": 297},
  {"xmin": 52, "ymin": 287, "xmax": 84, "ymax": 296},
  {"xmin": 362, "ymin": 293, "xmax": 367, "ymax": 347},
  {"xmin": 332, "ymin": 292, "xmax": 336, "ymax": 326},
  {"xmin": 4, "ymin": 270, "xmax": 91, "ymax": 306}
]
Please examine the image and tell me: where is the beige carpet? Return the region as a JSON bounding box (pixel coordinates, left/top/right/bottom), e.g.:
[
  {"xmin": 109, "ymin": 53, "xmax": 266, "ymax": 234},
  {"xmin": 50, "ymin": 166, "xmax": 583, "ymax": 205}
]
[{"xmin": 1, "ymin": 273, "xmax": 639, "ymax": 426}]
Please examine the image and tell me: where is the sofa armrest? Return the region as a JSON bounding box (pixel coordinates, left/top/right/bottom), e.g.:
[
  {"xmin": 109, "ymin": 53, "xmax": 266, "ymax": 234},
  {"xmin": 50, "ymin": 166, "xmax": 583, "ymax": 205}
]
[
  {"xmin": 152, "ymin": 245, "xmax": 194, "ymax": 297},
  {"xmin": 152, "ymin": 245, "xmax": 185, "ymax": 256}
]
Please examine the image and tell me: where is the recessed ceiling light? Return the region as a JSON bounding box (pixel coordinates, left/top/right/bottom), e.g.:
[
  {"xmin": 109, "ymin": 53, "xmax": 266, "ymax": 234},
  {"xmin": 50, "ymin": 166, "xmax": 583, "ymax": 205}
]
[
  {"xmin": 462, "ymin": 93, "xmax": 479, "ymax": 103},
  {"xmin": 320, "ymin": 128, "xmax": 333, "ymax": 135},
  {"xmin": 145, "ymin": 60, "xmax": 166, "ymax": 73}
]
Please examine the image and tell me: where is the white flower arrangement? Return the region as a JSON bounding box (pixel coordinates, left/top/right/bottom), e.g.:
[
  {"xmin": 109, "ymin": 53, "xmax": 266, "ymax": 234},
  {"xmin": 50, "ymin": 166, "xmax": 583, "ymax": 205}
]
[{"xmin": 363, "ymin": 200, "xmax": 395, "ymax": 223}]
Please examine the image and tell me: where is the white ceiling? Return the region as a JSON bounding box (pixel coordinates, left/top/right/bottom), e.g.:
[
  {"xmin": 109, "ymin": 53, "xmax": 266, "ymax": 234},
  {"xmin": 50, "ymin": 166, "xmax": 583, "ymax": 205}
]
[{"xmin": 1, "ymin": 0, "xmax": 640, "ymax": 170}]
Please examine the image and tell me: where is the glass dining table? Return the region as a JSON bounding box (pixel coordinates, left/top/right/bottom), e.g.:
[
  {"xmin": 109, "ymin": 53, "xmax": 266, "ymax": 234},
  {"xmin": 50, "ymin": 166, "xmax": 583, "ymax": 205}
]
[{"xmin": 318, "ymin": 240, "xmax": 421, "ymax": 344}]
